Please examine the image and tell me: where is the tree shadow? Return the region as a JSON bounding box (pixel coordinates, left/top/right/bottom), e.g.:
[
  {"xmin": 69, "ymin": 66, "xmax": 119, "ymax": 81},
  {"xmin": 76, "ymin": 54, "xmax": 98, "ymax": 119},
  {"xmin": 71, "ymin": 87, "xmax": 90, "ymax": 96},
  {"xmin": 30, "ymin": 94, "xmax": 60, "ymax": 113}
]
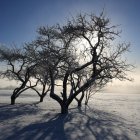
[
  {"xmin": 72, "ymin": 106, "xmax": 131, "ymax": 140},
  {"xmin": 1, "ymin": 105, "xmax": 136, "ymax": 140},
  {"xmin": 3, "ymin": 113, "xmax": 68, "ymax": 140},
  {"xmin": 0, "ymin": 102, "xmax": 40, "ymax": 121}
]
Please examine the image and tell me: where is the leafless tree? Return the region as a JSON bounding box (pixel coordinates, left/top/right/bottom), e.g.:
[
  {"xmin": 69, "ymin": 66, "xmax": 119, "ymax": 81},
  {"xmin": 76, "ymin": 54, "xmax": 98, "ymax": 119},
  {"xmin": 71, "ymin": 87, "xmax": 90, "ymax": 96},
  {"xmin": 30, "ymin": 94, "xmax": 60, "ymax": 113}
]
[
  {"xmin": 84, "ymin": 77, "xmax": 108, "ymax": 105},
  {"xmin": 29, "ymin": 12, "xmax": 133, "ymax": 114},
  {"xmin": 0, "ymin": 46, "xmax": 39, "ymax": 104},
  {"xmin": 29, "ymin": 66, "xmax": 51, "ymax": 102},
  {"xmin": 0, "ymin": 12, "xmax": 133, "ymax": 113}
]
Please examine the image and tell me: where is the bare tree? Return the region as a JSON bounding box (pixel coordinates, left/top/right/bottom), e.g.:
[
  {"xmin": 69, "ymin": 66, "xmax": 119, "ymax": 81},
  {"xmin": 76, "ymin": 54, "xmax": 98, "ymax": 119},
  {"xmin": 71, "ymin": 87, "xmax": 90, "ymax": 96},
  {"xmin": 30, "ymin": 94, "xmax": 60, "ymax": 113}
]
[
  {"xmin": 0, "ymin": 12, "xmax": 133, "ymax": 113},
  {"xmin": 29, "ymin": 12, "xmax": 133, "ymax": 114},
  {"xmin": 0, "ymin": 46, "xmax": 38, "ymax": 104},
  {"xmin": 29, "ymin": 67, "xmax": 51, "ymax": 102}
]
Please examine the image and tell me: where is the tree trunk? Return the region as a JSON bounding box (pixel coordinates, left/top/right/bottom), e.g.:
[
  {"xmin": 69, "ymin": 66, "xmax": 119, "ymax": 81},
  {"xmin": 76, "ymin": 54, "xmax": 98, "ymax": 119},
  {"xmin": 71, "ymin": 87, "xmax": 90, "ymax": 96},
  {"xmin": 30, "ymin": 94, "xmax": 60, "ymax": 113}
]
[
  {"xmin": 11, "ymin": 84, "xmax": 26, "ymax": 105},
  {"xmin": 78, "ymin": 101, "xmax": 82, "ymax": 107},
  {"xmin": 11, "ymin": 95, "xmax": 16, "ymax": 105},
  {"xmin": 61, "ymin": 104, "xmax": 68, "ymax": 114},
  {"xmin": 75, "ymin": 91, "xmax": 84, "ymax": 107},
  {"xmin": 40, "ymin": 95, "xmax": 44, "ymax": 102},
  {"xmin": 85, "ymin": 100, "xmax": 88, "ymax": 105}
]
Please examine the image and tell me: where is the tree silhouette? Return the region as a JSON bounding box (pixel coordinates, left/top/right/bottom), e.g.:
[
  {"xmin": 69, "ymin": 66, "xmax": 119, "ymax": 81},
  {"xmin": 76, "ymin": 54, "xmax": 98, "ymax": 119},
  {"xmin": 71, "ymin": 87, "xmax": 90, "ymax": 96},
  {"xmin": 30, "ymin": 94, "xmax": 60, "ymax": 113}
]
[
  {"xmin": 0, "ymin": 46, "xmax": 38, "ymax": 104},
  {"xmin": 28, "ymin": 12, "xmax": 133, "ymax": 113},
  {"xmin": 0, "ymin": 12, "xmax": 134, "ymax": 113}
]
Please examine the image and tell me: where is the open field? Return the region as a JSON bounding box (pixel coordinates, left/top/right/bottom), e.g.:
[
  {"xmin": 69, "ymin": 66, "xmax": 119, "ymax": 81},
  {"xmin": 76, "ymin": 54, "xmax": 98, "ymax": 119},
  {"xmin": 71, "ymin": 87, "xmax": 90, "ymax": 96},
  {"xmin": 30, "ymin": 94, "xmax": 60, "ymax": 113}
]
[{"xmin": 0, "ymin": 90, "xmax": 140, "ymax": 140}]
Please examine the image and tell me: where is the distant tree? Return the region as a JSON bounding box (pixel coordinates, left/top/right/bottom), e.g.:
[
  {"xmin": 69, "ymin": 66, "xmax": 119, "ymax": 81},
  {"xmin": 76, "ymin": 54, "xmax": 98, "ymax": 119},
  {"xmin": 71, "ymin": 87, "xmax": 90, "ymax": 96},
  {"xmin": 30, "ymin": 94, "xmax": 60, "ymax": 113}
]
[
  {"xmin": 29, "ymin": 12, "xmax": 133, "ymax": 114},
  {"xmin": 73, "ymin": 65, "xmax": 109, "ymax": 107},
  {"xmin": 0, "ymin": 46, "xmax": 39, "ymax": 104},
  {"xmin": 29, "ymin": 66, "xmax": 51, "ymax": 102}
]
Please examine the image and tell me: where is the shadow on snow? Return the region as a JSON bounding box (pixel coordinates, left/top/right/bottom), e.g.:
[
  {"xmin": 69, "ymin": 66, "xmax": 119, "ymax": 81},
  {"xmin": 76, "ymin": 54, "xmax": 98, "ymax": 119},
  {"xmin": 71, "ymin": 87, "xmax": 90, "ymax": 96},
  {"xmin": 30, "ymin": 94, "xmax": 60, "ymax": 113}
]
[
  {"xmin": 0, "ymin": 103, "xmax": 133, "ymax": 140},
  {"xmin": 0, "ymin": 102, "xmax": 40, "ymax": 121}
]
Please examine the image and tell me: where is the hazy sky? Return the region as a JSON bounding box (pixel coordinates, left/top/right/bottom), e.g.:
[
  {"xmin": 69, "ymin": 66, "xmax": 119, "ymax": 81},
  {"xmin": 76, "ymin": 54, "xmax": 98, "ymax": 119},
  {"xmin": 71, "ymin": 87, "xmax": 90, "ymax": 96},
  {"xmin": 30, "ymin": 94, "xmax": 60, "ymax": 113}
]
[{"xmin": 0, "ymin": 0, "xmax": 140, "ymax": 92}]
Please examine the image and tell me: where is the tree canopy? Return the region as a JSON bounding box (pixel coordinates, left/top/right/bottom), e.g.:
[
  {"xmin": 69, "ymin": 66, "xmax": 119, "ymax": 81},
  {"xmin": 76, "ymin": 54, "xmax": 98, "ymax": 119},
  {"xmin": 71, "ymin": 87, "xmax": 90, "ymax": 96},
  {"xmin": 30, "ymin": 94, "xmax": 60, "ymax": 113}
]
[{"xmin": 0, "ymin": 12, "xmax": 133, "ymax": 113}]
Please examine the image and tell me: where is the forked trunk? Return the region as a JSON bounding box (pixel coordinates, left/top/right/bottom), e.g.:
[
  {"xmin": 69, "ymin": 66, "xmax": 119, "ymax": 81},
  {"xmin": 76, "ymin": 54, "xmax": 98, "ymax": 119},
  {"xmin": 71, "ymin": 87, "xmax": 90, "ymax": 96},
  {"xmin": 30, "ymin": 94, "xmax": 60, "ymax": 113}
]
[
  {"xmin": 78, "ymin": 101, "xmax": 82, "ymax": 107},
  {"xmin": 61, "ymin": 104, "xmax": 68, "ymax": 114},
  {"xmin": 76, "ymin": 92, "xmax": 84, "ymax": 107},
  {"xmin": 40, "ymin": 96, "xmax": 44, "ymax": 102},
  {"xmin": 10, "ymin": 83, "xmax": 27, "ymax": 105}
]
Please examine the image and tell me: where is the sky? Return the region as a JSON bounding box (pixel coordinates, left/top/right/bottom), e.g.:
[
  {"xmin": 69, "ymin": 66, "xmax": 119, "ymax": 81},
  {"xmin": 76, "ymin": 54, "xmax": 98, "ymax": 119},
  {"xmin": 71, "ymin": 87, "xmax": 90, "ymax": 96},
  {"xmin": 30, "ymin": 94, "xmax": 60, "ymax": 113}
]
[{"xmin": 0, "ymin": 0, "xmax": 140, "ymax": 92}]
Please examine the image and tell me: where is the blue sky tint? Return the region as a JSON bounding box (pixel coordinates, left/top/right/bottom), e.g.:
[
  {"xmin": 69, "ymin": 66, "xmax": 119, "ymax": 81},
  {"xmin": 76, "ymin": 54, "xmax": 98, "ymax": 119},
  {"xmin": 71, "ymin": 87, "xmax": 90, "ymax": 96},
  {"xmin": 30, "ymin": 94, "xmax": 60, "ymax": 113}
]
[
  {"xmin": 0, "ymin": 0, "xmax": 139, "ymax": 63},
  {"xmin": 0, "ymin": 0, "xmax": 140, "ymax": 46},
  {"xmin": 0, "ymin": 0, "xmax": 140, "ymax": 91},
  {"xmin": 0, "ymin": 0, "xmax": 140, "ymax": 62}
]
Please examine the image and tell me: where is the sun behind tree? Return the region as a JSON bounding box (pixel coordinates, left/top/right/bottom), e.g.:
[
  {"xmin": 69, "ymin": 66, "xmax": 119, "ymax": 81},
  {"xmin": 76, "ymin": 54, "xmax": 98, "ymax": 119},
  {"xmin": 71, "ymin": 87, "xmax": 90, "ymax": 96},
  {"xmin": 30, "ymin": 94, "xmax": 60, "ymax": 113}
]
[{"xmin": 0, "ymin": 12, "xmax": 134, "ymax": 114}]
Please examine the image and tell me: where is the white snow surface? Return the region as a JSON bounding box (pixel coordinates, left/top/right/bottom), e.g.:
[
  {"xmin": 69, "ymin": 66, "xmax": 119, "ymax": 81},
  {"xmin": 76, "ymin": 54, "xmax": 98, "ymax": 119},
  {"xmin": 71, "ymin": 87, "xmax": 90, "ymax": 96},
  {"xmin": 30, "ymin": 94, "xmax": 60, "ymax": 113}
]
[{"xmin": 0, "ymin": 90, "xmax": 140, "ymax": 140}]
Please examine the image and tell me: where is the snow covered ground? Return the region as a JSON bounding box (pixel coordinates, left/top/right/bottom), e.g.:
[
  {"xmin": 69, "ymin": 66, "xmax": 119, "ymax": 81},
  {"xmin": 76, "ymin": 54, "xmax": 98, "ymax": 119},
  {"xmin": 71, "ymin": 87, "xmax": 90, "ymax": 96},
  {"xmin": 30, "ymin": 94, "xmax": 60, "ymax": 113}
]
[{"xmin": 0, "ymin": 90, "xmax": 140, "ymax": 140}]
